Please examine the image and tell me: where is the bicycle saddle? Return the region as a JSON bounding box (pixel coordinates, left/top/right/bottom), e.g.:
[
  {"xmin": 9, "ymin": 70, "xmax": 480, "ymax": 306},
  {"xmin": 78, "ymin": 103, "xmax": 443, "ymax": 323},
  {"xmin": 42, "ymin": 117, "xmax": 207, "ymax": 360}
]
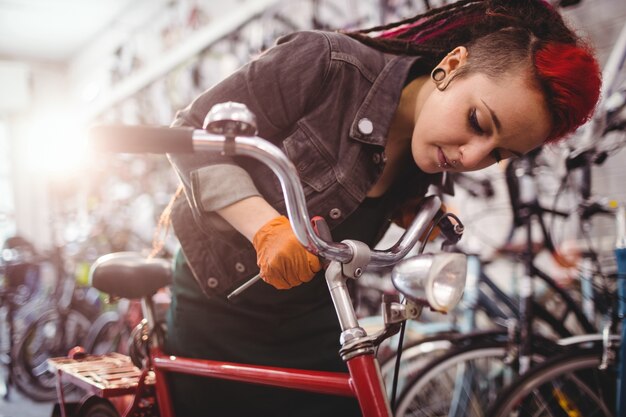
[{"xmin": 89, "ymin": 252, "xmax": 172, "ymax": 299}]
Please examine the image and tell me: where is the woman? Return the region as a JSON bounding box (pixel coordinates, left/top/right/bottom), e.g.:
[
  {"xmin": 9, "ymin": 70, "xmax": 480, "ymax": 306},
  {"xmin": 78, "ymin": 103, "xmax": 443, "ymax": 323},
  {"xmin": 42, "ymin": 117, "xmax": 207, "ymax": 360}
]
[{"xmin": 164, "ymin": 1, "xmax": 601, "ymax": 415}]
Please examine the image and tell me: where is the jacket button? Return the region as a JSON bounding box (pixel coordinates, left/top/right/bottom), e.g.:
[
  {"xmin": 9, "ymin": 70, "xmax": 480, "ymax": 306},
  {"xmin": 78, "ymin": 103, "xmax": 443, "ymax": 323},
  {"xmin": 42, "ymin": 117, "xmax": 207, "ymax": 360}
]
[
  {"xmin": 235, "ymin": 262, "xmax": 246, "ymax": 273},
  {"xmin": 329, "ymin": 208, "xmax": 342, "ymax": 219},
  {"xmin": 372, "ymin": 153, "xmax": 381, "ymax": 164},
  {"xmin": 207, "ymin": 277, "xmax": 219, "ymax": 288},
  {"xmin": 357, "ymin": 118, "xmax": 374, "ymax": 135}
]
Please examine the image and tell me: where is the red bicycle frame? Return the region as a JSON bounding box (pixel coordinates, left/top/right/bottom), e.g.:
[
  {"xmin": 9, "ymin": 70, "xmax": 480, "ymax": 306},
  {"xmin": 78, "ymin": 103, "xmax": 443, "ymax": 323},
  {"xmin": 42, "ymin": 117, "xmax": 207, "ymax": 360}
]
[
  {"xmin": 150, "ymin": 347, "xmax": 390, "ymax": 417},
  {"xmin": 53, "ymin": 254, "xmax": 399, "ymax": 417}
]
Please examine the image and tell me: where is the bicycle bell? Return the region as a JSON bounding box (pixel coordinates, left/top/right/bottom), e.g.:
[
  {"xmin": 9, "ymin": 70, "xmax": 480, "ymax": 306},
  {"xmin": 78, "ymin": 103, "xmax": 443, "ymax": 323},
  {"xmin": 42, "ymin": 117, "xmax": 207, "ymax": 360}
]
[{"xmin": 203, "ymin": 102, "xmax": 258, "ymax": 137}]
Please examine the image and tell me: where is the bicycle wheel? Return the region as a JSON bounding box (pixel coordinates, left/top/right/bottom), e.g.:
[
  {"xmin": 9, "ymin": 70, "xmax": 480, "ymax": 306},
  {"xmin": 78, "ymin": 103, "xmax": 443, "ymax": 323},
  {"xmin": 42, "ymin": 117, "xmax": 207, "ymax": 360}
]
[
  {"xmin": 486, "ymin": 347, "xmax": 616, "ymax": 417},
  {"xmin": 84, "ymin": 311, "xmax": 130, "ymax": 355},
  {"xmin": 394, "ymin": 339, "xmax": 550, "ymax": 417},
  {"xmin": 12, "ymin": 307, "xmax": 91, "ymax": 401}
]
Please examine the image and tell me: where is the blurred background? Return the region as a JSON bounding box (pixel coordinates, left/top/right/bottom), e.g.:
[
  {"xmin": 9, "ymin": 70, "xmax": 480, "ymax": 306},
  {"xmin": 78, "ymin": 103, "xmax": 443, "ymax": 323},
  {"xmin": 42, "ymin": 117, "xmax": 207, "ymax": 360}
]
[
  {"xmin": 0, "ymin": 0, "xmax": 625, "ymax": 415},
  {"xmin": 0, "ymin": 0, "xmax": 623, "ymax": 255}
]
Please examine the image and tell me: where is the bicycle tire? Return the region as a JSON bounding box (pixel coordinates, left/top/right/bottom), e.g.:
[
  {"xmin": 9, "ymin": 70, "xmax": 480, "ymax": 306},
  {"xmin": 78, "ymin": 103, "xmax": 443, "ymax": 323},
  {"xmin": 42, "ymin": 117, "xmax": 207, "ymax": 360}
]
[
  {"xmin": 486, "ymin": 346, "xmax": 616, "ymax": 417},
  {"xmin": 84, "ymin": 311, "xmax": 130, "ymax": 355},
  {"xmin": 394, "ymin": 337, "xmax": 553, "ymax": 417},
  {"xmin": 11, "ymin": 307, "xmax": 91, "ymax": 401}
]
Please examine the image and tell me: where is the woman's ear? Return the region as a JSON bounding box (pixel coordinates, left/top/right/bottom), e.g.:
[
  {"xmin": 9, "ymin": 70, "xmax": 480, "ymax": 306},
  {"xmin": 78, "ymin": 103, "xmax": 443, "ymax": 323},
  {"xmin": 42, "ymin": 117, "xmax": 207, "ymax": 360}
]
[{"xmin": 437, "ymin": 46, "xmax": 469, "ymax": 75}]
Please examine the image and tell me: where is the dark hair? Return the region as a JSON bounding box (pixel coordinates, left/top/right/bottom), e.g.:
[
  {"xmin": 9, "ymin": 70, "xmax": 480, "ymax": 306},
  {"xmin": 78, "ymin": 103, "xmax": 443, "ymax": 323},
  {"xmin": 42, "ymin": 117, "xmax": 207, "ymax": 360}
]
[{"xmin": 346, "ymin": 0, "xmax": 601, "ymax": 142}]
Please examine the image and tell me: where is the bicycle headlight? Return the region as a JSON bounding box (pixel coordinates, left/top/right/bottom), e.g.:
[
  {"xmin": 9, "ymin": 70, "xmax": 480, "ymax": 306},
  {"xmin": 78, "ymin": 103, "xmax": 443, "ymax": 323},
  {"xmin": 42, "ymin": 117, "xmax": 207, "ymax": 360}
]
[{"xmin": 391, "ymin": 253, "xmax": 467, "ymax": 313}]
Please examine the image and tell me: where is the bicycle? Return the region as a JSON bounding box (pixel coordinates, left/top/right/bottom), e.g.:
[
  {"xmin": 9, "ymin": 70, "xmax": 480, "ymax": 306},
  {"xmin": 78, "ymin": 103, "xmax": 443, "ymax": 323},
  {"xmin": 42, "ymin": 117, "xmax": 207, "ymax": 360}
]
[
  {"xmin": 49, "ymin": 101, "xmax": 468, "ymax": 417},
  {"xmin": 385, "ymin": 140, "xmax": 618, "ymax": 416},
  {"xmin": 486, "ymin": 195, "xmax": 624, "ymax": 417},
  {"xmin": 11, "ymin": 244, "xmax": 99, "ymax": 402}
]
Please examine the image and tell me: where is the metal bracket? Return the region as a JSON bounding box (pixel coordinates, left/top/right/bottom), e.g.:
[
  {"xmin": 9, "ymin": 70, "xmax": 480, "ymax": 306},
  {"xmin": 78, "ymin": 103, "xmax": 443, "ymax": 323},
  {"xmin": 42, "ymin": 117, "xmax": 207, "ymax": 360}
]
[
  {"xmin": 340, "ymin": 240, "xmax": 371, "ymax": 279},
  {"xmin": 382, "ymin": 294, "xmax": 423, "ymax": 325}
]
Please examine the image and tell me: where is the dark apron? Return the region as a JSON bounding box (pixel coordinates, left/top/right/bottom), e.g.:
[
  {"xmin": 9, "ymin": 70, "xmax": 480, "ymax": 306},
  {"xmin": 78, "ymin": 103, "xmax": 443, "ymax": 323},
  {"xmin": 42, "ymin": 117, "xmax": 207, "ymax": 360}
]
[{"xmin": 165, "ymin": 196, "xmax": 392, "ymax": 417}]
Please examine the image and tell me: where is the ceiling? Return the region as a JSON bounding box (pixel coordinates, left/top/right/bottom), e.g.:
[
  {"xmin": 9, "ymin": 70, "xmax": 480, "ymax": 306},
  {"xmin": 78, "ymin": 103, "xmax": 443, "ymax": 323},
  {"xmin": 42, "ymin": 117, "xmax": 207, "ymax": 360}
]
[
  {"xmin": 0, "ymin": 0, "xmax": 136, "ymax": 63},
  {"xmin": 0, "ymin": 0, "xmax": 624, "ymax": 65}
]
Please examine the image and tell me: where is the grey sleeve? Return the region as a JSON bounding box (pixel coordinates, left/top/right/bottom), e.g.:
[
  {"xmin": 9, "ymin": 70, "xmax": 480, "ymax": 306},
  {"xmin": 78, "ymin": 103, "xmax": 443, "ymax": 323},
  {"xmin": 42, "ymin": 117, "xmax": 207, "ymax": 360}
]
[{"xmin": 195, "ymin": 164, "xmax": 260, "ymax": 212}]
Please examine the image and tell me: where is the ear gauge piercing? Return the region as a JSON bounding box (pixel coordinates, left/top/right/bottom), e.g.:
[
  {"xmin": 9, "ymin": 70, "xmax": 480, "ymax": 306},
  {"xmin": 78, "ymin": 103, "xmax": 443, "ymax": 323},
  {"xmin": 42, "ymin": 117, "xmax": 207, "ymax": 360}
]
[
  {"xmin": 430, "ymin": 67, "xmax": 450, "ymax": 91},
  {"xmin": 431, "ymin": 67, "xmax": 446, "ymax": 82}
]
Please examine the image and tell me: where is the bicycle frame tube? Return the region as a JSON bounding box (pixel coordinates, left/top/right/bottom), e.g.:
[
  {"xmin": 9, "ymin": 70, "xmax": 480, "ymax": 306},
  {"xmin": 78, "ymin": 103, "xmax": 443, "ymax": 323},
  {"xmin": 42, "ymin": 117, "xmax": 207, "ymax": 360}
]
[
  {"xmin": 150, "ymin": 350, "xmax": 391, "ymax": 417},
  {"xmin": 347, "ymin": 355, "xmax": 392, "ymax": 417},
  {"xmin": 153, "ymin": 353, "xmax": 353, "ymax": 395},
  {"xmin": 151, "ymin": 348, "xmax": 175, "ymax": 417}
]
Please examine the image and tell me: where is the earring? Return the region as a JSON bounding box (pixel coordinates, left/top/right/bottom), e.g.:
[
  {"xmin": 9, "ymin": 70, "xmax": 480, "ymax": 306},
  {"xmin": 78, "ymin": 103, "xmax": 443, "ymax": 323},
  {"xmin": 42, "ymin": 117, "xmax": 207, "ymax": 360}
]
[
  {"xmin": 431, "ymin": 67, "xmax": 446, "ymax": 82},
  {"xmin": 431, "ymin": 67, "xmax": 451, "ymax": 91}
]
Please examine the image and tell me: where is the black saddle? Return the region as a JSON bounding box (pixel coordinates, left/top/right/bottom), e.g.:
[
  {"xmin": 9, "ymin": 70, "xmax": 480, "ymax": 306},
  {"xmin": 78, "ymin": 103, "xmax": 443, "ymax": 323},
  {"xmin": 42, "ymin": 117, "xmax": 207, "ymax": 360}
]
[{"xmin": 89, "ymin": 252, "xmax": 172, "ymax": 299}]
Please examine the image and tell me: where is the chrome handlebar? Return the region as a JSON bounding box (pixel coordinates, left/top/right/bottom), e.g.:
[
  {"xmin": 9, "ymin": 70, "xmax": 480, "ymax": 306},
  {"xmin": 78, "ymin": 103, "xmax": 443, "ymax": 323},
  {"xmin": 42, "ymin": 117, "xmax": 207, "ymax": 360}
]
[
  {"xmin": 187, "ymin": 129, "xmax": 442, "ymax": 267},
  {"xmin": 90, "ymin": 101, "xmax": 442, "ymax": 268}
]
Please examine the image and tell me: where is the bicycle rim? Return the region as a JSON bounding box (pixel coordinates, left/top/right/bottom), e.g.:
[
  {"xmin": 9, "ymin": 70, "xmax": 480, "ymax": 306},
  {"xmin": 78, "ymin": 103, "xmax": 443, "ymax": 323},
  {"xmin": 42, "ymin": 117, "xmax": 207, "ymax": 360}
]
[
  {"xmin": 487, "ymin": 349, "xmax": 615, "ymax": 417},
  {"xmin": 395, "ymin": 342, "xmax": 519, "ymax": 417}
]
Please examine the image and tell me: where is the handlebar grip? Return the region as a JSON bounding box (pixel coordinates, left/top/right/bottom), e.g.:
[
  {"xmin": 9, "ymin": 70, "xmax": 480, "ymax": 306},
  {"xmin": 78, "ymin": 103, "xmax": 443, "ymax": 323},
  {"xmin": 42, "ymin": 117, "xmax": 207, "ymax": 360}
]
[{"xmin": 89, "ymin": 125, "xmax": 195, "ymax": 154}]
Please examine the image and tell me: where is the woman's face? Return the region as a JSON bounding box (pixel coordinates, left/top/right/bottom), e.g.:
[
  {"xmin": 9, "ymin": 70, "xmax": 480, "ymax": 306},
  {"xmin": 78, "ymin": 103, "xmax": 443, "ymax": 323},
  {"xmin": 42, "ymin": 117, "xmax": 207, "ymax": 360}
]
[{"xmin": 411, "ymin": 64, "xmax": 552, "ymax": 174}]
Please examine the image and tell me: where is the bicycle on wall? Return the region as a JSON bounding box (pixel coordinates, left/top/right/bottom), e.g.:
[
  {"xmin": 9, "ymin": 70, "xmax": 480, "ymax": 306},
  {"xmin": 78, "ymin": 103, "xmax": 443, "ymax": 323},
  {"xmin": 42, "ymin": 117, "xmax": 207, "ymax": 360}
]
[{"xmin": 48, "ymin": 101, "xmax": 468, "ymax": 417}]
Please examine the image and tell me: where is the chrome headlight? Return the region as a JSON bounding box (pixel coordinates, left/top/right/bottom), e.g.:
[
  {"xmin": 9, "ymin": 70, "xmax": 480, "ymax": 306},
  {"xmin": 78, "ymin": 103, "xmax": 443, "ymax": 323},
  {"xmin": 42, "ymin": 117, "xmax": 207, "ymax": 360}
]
[{"xmin": 391, "ymin": 253, "xmax": 467, "ymax": 313}]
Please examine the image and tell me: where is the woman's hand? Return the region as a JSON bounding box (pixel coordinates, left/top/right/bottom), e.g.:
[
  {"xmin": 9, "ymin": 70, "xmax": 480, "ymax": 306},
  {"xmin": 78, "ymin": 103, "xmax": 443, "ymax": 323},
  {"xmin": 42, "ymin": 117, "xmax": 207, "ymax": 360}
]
[
  {"xmin": 217, "ymin": 196, "xmax": 320, "ymax": 289},
  {"xmin": 252, "ymin": 215, "xmax": 321, "ymax": 289}
]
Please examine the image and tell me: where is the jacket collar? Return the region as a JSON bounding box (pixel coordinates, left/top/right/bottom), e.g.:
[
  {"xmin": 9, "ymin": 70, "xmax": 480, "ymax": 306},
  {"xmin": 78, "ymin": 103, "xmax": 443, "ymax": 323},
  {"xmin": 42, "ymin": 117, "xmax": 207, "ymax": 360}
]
[{"xmin": 349, "ymin": 54, "xmax": 424, "ymax": 147}]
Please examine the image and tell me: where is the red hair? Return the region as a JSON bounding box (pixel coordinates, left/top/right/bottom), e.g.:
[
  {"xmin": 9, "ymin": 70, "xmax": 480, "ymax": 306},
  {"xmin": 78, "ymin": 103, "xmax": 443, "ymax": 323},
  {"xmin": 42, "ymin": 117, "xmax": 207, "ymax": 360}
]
[
  {"xmin": 348, "ymin": 1, "xmax": 602, "ymax": 143},
  {"xmin": 534, "ymin": 42, "xmax": 601, "ymax": 142}
]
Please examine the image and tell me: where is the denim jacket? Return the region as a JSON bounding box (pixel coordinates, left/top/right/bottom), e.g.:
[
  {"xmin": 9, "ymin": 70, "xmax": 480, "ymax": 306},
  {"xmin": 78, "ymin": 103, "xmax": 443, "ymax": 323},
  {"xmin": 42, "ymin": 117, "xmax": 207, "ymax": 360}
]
[{"xmin": 168, "ymin": 30, "xmax": 441, "ymax": 298}]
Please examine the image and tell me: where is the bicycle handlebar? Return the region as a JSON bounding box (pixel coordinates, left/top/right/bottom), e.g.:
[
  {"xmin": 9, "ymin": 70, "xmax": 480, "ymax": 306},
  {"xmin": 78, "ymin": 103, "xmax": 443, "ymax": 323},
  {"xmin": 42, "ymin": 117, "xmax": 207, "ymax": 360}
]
[{"xmin": 90, "ymin": 124, "xmax": 442, "ymax": 267}]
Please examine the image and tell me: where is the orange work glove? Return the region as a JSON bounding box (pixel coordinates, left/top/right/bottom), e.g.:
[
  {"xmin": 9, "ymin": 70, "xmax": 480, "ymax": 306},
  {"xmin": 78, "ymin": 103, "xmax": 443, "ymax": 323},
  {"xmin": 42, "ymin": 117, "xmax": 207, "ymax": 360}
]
[{"xmin": 252, "ymin": 215, "xmax": 322, "ymax": 289}]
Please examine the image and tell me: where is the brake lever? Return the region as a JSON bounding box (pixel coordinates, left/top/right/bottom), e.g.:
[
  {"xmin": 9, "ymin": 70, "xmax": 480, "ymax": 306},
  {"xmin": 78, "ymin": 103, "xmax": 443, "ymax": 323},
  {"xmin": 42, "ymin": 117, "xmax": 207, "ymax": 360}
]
[{"xmin": 311, "ymin": 215, "xmax": 332, "ymax": 268}]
